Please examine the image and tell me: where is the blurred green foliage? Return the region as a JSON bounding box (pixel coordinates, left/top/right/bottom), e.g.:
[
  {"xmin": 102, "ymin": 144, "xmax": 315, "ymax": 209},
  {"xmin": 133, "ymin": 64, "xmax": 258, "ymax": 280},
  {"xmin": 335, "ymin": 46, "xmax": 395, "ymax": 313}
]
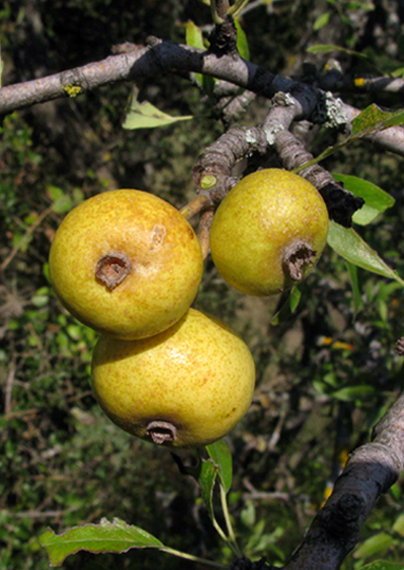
[{"xmin": 1, "ymin": 1, "xmax": 404, "ymax": 569}]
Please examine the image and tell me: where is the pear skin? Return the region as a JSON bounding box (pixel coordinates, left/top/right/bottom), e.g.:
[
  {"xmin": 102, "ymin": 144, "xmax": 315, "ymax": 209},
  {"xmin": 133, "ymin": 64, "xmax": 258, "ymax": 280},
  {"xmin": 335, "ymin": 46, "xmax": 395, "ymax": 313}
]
[
  {"xmin": 49, "ymin": 190, "xmax": 203, "ymax": 339},
  {"xmin": 91, "ymin": 309, "xmax": 256, "ymax": 448},
  {"xmin": 210, "ymin": 169, "xmax": 329, "ymax": 296}
]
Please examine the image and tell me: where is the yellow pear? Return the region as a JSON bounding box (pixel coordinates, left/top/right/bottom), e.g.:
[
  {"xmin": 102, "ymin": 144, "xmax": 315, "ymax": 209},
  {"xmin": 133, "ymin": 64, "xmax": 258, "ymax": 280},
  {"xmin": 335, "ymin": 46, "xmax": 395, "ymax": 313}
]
[
  {"xmin": 91, "ymin": 308, "xmax": 256, "ymax": 448},
  {"xmin": 49, "ymin": 189, "xmax": 203, "ymax": 339},
  {"xmin": 210, "ymin": 169, "xmax": 329, "ymax": 296}
]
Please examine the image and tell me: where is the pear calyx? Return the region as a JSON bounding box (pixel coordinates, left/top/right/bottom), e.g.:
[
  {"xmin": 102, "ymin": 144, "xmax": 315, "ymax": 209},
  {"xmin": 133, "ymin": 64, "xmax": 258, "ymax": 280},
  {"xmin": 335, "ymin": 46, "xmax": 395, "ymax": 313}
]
[
  {"xmin": 146, "ymin": 421, "xmax": 178, "ymax": 445},
  {"xmin": 96, "ymin": 253, "xmax": 131, "ymax": 291},
  {"xmin": 283, "ymin": 241, "xmax": 316, "ymax": 282}
]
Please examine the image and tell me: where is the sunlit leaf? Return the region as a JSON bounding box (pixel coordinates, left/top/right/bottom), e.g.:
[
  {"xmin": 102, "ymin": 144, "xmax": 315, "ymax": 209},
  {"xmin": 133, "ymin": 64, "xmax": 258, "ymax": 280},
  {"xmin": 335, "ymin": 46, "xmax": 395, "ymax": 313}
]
[
  {"xmin": 353, "ymin": 104, "xmax": 404, "ymax": 136},
  {"xmin": 331, "ymin": 385, "xmax": 375, "ymax": 402},
  {"xmin": 235, "ymin": 18, "xmax": 250, "ymax": 60},
  {"xmin": 40, "ymin": 518, "xmax": 163, "ymax": 567},
  {"xmin": 327, "ymin": 221, "xmax": 404, "ymax": 286},
  {"xmin": 333, "ymin": 173, "xmax": 395, "ymax": 225},
  {"xmin": 313, "ymin": 12, "xmax": 330, "ymax": 30},
  {"xmin": 354, "ymin": 533, "xmax": 394, "ymax": 559},
  {"xmin": 123, "ymin": 92, "xmax": 192, "ymax": 130},
  {"xmin": 206, "ymin": 439, "xmax": 232, "ymax": 492},
  {"xmin": 185, "ymin": 20, "xmax": 215, "ymax": 95}
]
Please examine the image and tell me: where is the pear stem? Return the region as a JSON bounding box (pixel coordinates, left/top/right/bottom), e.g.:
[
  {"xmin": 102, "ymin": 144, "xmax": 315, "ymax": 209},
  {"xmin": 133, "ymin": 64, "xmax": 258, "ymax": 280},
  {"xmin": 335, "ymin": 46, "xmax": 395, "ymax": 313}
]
[
  {"xmin": 180, "ymin": 195, "xmax": 211, "ymax": 220},
  {"xmin": 219, "ymin": 483, "xmax": 243, "ymax": 558},
  {"xmin": 160, "ymin": 546, "xmax": 229, "ymax": 569},
  {"xmin": 283, "ymin": 241, "xmax": 316, "ymax": 282},
  {"xmin": 198, "ymin": 209, "xmax": 215, "ymax": 261},
  {"xmin": 95, "ymin": 253, "xmax": 131, "ymax": 291},
  {"xmin": 146, "ymin": 420, "xmax": 177, "ymax": 445}
]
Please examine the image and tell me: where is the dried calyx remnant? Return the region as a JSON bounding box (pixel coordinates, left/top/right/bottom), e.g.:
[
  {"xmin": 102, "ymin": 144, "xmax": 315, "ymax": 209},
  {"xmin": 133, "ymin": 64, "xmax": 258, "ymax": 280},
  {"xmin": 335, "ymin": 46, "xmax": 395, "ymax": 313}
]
[
  {"xmin": 146, "ymin": 421, "xmax": 178, "ymax": 445},
  {"xmin": 96, "ymin": 253, "xmax": 131, "ymax": 291},
  {"xmin": 283, "ymin": 241, "xmax": 316, "ymax": 281}
]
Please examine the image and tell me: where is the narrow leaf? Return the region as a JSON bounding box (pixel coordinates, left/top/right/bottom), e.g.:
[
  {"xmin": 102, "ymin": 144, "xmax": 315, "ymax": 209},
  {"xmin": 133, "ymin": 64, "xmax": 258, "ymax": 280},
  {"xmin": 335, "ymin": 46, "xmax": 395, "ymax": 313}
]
[
  {"xmin": 234, "ymin": 18, "xmax": 250, "ymax": 61},
  {"xmin": 354, "ymin": 533, "xmax": 394, "ymax": 559},
  {"xmin": 206, "ymin": 439, "xmax": 232, "ymax": 493},
  {"xmin": 185, "ymin": 20, "xmax": 215, "ymax": 95},
  {"xmin": 198, "ymin": 459, "xmax": 218, "ymax": 518},
  {"xmin": 0, "ymin": 40, "xmax": 3, "ymax": 88},
  {"xmin": 333, "ymin": 173, "xmax": 395, "ymax": 225},
  {"xmin": 362, "ymin": 561, "xmax": 404, "ymax": 570},
  {"xmin": 331, "ymin": 385, "xmax": 375, "ymax": 402},
  {"xmin": 186, "ymin": 20, "xmax": 205, "ymax": 89},
  {"xmin": 306, "ymin": 44, "xmax": 368, "ymax": 59},
  {"xmin": 123, "ymin": 93, "xmax": 192, "ymax": 130},
  {"xmin": 392, "ymin": 513, "xmax": 404, "ymax": 537},
  {"xmin": 289, "ymin": 286, "xmax": 301, "ymax": 313},
  {"xmin": 313, "ymin": 12, "xmax": 331, "ymax": 30},
  {"xmin": 39, "ymin": 518, "xmax": 163, "ymax": 567},
  {"xmin": 327, "ymin": 221, "xmax": 404, "ymax": 286},
  {"xmin": 345, "ymin": 261, "xmax": 363, "ymax": 313}
]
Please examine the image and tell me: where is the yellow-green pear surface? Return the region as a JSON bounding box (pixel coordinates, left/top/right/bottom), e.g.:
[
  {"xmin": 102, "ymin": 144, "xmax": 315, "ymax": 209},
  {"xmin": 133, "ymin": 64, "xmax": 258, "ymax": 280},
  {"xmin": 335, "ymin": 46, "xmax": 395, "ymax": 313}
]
[
  {"xmin": 49, "ymin": 189, "xmax": 203, "ymax": 339},
  {"xmin": 91, "ymin": 308, "xmax": 256, "ymax": 448},
  {"xmin": 210, "ymin": 169, "xmax": 329, "ymax": 296}
]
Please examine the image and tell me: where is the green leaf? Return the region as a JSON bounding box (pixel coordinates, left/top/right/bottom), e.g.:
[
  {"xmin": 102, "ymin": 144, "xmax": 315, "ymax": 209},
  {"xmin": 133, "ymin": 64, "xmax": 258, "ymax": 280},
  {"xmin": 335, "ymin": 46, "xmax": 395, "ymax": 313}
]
[
  {"xmin": 52, "ymin": 196, "xmax": 73, "ymax": 214},
  {"xmin": 240, "ymin": 500, "xmax": 256, "ymax": 528},
  {"xmin": 198, "ymin": 459, "xmax": 218, "ymax": 518},
  {"xmin": 333, "ymin": 173, "xmax": 395, "ymax": 225},
  {"xmin": 0, "ymin": 40, "xmax": 3, "ymax": 88},
  {"xmin": 346, "ymin": 261, "xmax": 363, "ymax": 313},
  {"xmin": 331, "ymin": 385, "xmax": 375, "ymax": 402},
  {"xmin": 185, "ymin": 21, "xmax": 215, "ymax": 95},
  {"xmin": 289, "ymin": 286, "xmax": 301, "ymax": 313},
  {"xmin": 123, "ymin": 92, "xmax": 193, "ymax": 130},
  {"xmin": 354, "ymin": 533, "xmax": 394, "ymax": 559},
  {"xmin": 206, "ymin": 439, "xmax": 232, "ymax": 493},
  {"xmin": 186, "ymin": 20, "xmax": 205, "ymax": 50},
  {"xmin": 327, "ymin": 221, "xmax": 404, "ymax": 286},
  {"xmin": 271, "ymin": 286, "xmax": 301, "ymax": 325},
  {"xmin": 352, "ymin": 104, "xmax": 404, "ymax": 136},
  {"xmin": 362, "ymin": 562, "xmax": 404, "ymax": 570},
  {"xmin": 306, "ymin": 44, "xmax": 368, "ymax": 59},
  {"xmin": 46, "ymin": 185, "xmax": 65, "ymax": 201},
  {"xmin": 392, "ymin": 513, "xmax": 404, "ymax": 537},
  {"xmin": 313, "ymin": 12, "xmax": 330, "ymax": 31},
  {"xmin": 234, "ymin": 18, "xmax": 250, "ymax": 61},
  {"xmin": 39, "ymin": 518, "xmax": 163, "ymax": 567}
]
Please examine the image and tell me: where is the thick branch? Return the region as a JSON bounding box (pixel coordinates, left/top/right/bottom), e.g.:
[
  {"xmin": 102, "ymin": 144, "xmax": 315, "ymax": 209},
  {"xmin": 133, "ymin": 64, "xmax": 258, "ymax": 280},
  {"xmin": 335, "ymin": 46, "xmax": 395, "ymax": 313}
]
[
  {"xmin": 283, "ymin": 391, "xmax": 404, "ymax": 570},
  {"xmin": 2, "ymin": 39, "xmax": 404, "ymax": 157}
]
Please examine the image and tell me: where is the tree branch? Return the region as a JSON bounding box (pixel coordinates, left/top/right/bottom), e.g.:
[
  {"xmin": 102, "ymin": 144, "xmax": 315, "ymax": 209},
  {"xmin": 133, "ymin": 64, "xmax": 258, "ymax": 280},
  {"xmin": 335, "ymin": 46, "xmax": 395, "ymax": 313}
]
[
  {"xmin": 2, "ymin": 39, "xmax": 404, "ymax": 157},
  {"xmin": 282, "ymin": 391, "xmax": 404, "ymax": 570}
]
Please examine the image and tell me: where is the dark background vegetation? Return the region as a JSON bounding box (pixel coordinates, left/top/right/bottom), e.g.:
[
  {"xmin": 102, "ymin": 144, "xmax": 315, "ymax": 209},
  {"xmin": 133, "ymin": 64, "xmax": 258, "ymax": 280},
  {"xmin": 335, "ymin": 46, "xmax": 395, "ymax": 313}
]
[{"xmin": 1, "ymin": 1, "xmax": 404, "ymax": 568}]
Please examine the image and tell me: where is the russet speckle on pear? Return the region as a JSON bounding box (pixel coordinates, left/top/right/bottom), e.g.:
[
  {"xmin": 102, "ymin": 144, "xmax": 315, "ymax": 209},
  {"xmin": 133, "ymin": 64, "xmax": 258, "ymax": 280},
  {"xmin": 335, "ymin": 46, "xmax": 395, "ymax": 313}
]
[
  {"xmin": 209, "ymin": 169, "xmax": 329, "ymax": 296},
  {"xmin": 49, "ymin": 189, "xmax": 204, "ymax": 340},
  {"xmin": 91, "ymin": 308, "xmax": 256, "ymax": 448}
]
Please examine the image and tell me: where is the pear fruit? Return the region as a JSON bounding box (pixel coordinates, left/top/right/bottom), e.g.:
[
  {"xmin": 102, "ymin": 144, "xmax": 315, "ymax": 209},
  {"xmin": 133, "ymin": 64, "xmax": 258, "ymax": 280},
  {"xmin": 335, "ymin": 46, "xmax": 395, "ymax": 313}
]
[
  {"xmin": 91, "ymin": 308, "xmax": 256, "ymax": 448},
  {"xmin": 49, "ymin": 189, "xmax": 203, "ymax": 340},
  {"xmin": 209, "ymin": 169, "xmax": 329, "ymax": 296}
]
